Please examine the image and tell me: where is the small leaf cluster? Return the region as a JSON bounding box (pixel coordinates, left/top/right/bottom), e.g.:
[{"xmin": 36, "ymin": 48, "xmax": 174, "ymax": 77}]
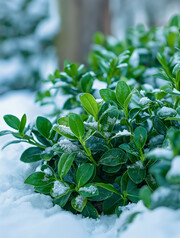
[{"xmin": 36, "ymin": 15, "xmax": 180, "ymax": 117}]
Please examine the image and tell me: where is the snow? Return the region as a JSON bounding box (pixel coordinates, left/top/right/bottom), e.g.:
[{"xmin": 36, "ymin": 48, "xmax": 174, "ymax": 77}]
[
  {"xmin": 147, "ymin": 148, "xmax": 174, "ymax": 160},
  {"xmin": 152, "ymin": 187, "xmax": 172, "ymax": 203},
  {"xmin": 58, "ymin": 139, "xmax": 79, "ymax": 153},
  {"xmin": 173, "ymin": 88, "xmax": 180, "ymax": 95},
  {"xmin": 157, "ymin": 106, "xmax": 177, "ymax": 118},
  {"xmin": 75, "ymin": 195, "xmax": 86, "ymax": 209},
  {"xmin": 108, "ymin": 117, "xmax": 117, "ymax": 124},
  {"xmin": 143, "ymin": 84, "xmax": 154, "ymax": 92},
  {"xmin": 140, "ymin": 90, "xmax": 146, "ymax": 96},
  {"xmin": 44, "ymin": 168, "xmax": 53, "ymax": 176},
  {"xmin": 112, "ymin": 129, "xmax": 131, "ymax": 139},
  {"xmin": 52, "ymin": 181, "xmax": 69, "ymax": 197},
  {"xmin": 79, "ymin": 185, "xmax": 97, "ymax": 194},
  {"xmin": 84, "ymin": 121, "xmax": 98, "ymax": 129},
  {"xmin": 57, "ymin": 125, "xmax": 75, "ymax": 136},
  {"xmin": 1, "ymin": 90, "xmax": 180, "ymax": 238},
  {"xmin": 139, "ymin": 97, "xmax": 151, "ymax": 106},
  {"xmin": 167, "ymin": 156, "xmax": 180, "ymax": 177}
]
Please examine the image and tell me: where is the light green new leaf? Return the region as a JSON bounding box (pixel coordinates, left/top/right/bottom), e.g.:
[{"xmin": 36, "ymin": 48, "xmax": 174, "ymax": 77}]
[
  {"xmin": 115, "ymin": 81, "xmax": 131, "ymax": 107},
  {"xmin": 80, "ymin": 93, "xmax": 99, "ymax": 120},
  {"xmin": 68, "ymin": 113, "xmax": 85, "ymax": 138}
]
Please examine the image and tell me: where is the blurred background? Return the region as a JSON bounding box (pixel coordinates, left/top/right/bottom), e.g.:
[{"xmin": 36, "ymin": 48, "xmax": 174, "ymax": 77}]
[{"xmin": 0, "ymin": 0, "xmax": 179, "ymax": 94}]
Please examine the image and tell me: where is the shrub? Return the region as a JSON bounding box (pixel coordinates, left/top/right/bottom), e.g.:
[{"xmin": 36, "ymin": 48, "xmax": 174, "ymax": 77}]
[{"xmin": 1, "ymin": 15, "xmax": 180, "ymax": 218}]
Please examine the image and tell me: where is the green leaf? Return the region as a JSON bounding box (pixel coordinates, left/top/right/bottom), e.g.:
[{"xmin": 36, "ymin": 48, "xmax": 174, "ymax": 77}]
[
  {"xmin": 98, "ymin": 101, "xmax": 119, "ymax": 132},
  {"xmin": 76, "ymin": 163, "xmax": 95, "ymax": 188},
  {"xmin": 0, "ymin": 130, "xmax": 13, "ymax": 137},
  {"xmin": 119, "ymin": 143, "xmax": 140, "ymax": 157},
  {"xmin": 2, "ymin": 140, "xmax": 26, "ymax": 150},
  {"xmin": 35, "ymin": 184, "xmax": 53, "ymax": 195},
  {"xmin": 58, "ymin": 153, "xmax": 76, "ymax": 178},
  {"xmin": 165, "ymin": 117, "xmax": 180, "ymax": 121},
  {"xmin": 82, "ymin": 202, "xmax": 99, "ymax": 218},
  {"xmin": 88, "ymin": 186, "xmax": 113, "ymax": 201},
  {"xmin": 99, "ymin": 148, "xmax": 127, "ymax": 166},
  {"xmin": 140, "ymin": 186, "xmax": 152, "ymax": 208},
  {"xmin": 153, "ymin": 116, "xmax": 167, "ymax": 135},
  {"xmin": 115, "ymin": 81, "xmax": 131, "ymax": 107},
  {"xmin": 94, "ymin": 183, "xmax": 122, "ymax": 196},
  {"xmin": 20, "ymin": 147, "xmax": 43, "ymax": 163},
  {"xmin": 127, "ymin": 161, "xmax": 146, "ymax": 184},
  {"xmin": 19, "ymin": 114, "xmax": 27, "ymax": 134},
  {"xmin": 53, "ymin": 125, "xmax": 77, "ymax": 140},
  {"xmin": 120, "ymin": 171, "xmax": 139, "ymax": 203},
  {"xmin": 24, "ymin": 172, "xmax": 54, "ymax": 186},
  {"xmin": 57, "ymin": 117, "xmax": 69, "ymax": 126},
  {"xmin": 71, "ymin": 195, "xmax": 87, "ymax": 212},
  {"xmin": 151, "ymin": 187, "xmax": 180, "ymax": 210},
  {"xmin": 3, "ymin": 114, "xmax": 20, "ymax": 130},
  {"xmin": 80, "ymin": 93, "xmax": 99, "ymax": 120},
  {"xmin": 102, "ymin": 164, "xmax": 121, "ymax": 174},
  {"xmin": 54, "ymin": 191, "xmax": 72, "ymax": 208},
  {"xmin": 81, "ymin": 72, "xmax": 94, "ymax": 93},
  {"xmin": 99, "ymin": 88, "xmax": 118, "ymax": 103},
  {"xmin": 68, "ymin": 113, "xmax": 85, "ymax": 138},
  {"xmin": 36, "ymin": 116, "xmax": 52, "ymax": 138},
  {"xmin": 103, "ymin": 193, "xmax": 124, "ymax": 215},
  {"xmin": 134, "ymin": 126, "xmax": 147, "ymax": 149},
  {"xmin": 78, "ymin": 184, "xmax": 99, "ymax": 197}
]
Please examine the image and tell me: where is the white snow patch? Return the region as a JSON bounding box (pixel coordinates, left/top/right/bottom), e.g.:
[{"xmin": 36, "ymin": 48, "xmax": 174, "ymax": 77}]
[
  {"xmin": 157, "ymin": 107, "xmax": 177, "ymax": 118},
  {"xmin": 79, "ymin": 185, "xmax": 97, "ymax": 194},
  {"xmin": 173, "ymin": 88, "xmax": 180, "ymax": 95},
  {"xmin": 52, "ymin": 181, "xmax": 69, "ymax": 197},
  {"xmin": 75, "ymin": 195, "xmax": 85, "ymax": 209},
  {"xmin": 57, "ymin": 125, "xmax": 75, "ymax": 136},
  {"xmin": 139, "ymin": 97, "xmax": 151, "ymax": 106},
  {"xmin": 58, "ymin": 139, "xmax": 79, "ymax": 153},
  {"xmin": 84, "ymin": 121, "xmax": 98, "ymax": 129},
  {"xmin": 147, "ymin": 148, "xmax": 173, "ymax": 160},
  {"xmin": 112, "ymin": 129, "xmax": 131, "ymax": 139},
  {"xmin": 167, "ymin": 156, "xmax": 180, "ymax": 177},
  {"xmin": 44, "ymin": 168, "xmax": 53, "ymax": 176}
]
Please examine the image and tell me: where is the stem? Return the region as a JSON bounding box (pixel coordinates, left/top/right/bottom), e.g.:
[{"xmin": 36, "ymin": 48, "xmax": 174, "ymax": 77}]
[
  {"xmin": 80, "ymin": 139, "xmax": 98, "ymax": 166},
  {"xmin": 174, "ymin": 96, "xmax": 180, "ymax": 109},
  {"xmin": 28, "ymin": 139, "xmax": 46, "ymax": 149}
]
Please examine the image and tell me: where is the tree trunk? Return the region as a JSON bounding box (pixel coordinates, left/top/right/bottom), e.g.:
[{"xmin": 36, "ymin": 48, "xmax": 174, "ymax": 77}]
[{"xmin": 56, "ymin": 0, "xmax": 111, "ymax": 69}]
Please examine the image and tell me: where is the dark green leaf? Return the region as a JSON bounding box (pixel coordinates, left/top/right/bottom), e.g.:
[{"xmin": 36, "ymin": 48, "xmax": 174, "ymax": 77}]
[
  {"xmin": 36, "ymin": 116, "xmax": 52, "ymax": 138},
  {"xmin": 20, "ymin": 147, "xmax": 43, "ymax": 163},
  {"xmin": 3, "ymin": 114, "xmax": 20, "ymax": 130},
  {"xmin": 58, "ymin": 153, "xmax": 76, "ymax": 178}
]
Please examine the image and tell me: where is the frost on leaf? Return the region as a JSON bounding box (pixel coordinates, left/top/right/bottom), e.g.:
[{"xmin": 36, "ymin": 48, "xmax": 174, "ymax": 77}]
[
  {"xmin": 139, "ymin": 97, "xmax": 151, "ymax": 106},
  {"xmin": 75, "ymin": 195, "xmax": 86, "ymax": 209},
  {"xmin": 52, "ymin": 181, "xmax": 69, "ymax": 197},
  {"xmin": 79, "ymin": 185, "xmax": 97, "ymax": 194},
  {"xmin": 58, "ymin": 125, "xmax": 75, "ymax": 136},
  {"xmin": 58, "ymin": 139, "xmax": 79, "ymax": 153},
  {"xmin": 44, "ymin": 168, "xmax": 53, "ymax": 176},
  {"xmin": 157, "ymin": 107, "xmax": 177, "ymax": 118},
  {"xmin": 112, "ymin": 129, "xmax": 131, "ymax": 139}
]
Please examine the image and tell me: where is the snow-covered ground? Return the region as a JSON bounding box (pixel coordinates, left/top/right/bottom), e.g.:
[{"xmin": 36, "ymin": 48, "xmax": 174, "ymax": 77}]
[{"xmin": 1, "ymin": 90, "xmax": 180, "ymax": 238}]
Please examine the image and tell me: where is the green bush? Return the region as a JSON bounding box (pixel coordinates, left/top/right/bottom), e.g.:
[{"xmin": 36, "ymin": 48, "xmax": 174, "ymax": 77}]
[{"xmin": 1, "ymin": 15, "xmax": 180, "ymax": 219}]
